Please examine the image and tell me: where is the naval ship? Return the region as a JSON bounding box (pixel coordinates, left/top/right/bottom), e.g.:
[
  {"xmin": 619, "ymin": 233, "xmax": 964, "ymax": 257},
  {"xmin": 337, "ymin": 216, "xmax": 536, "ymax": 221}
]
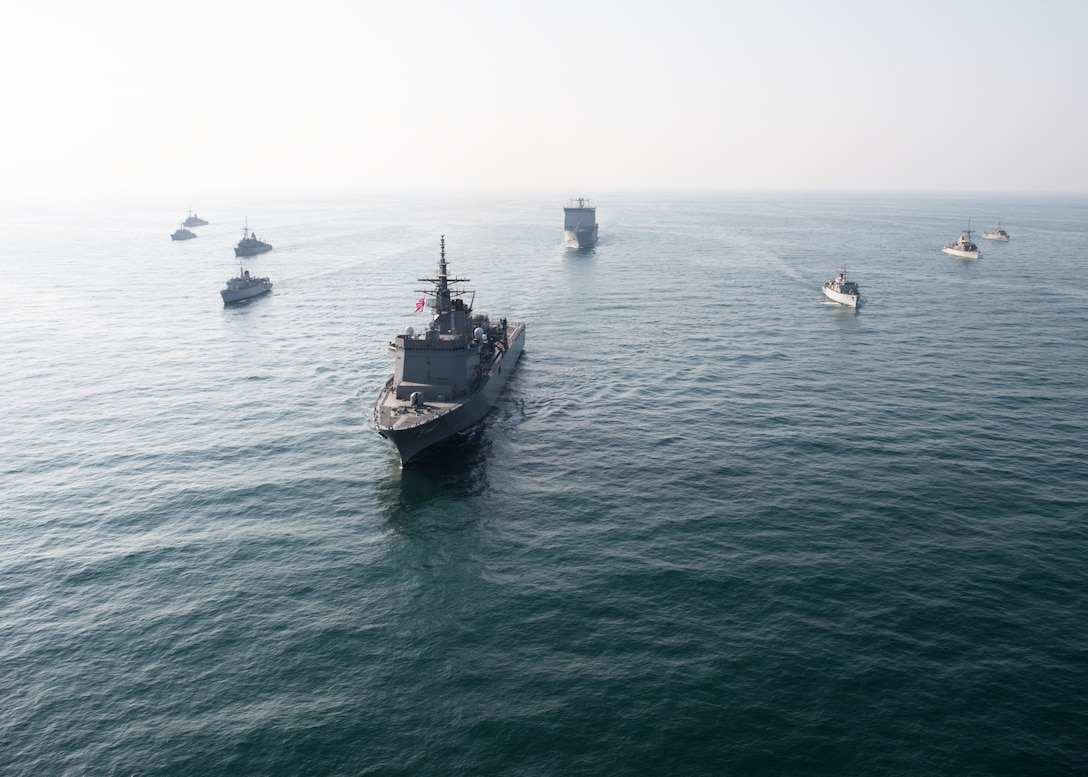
[
  {"xmin": 235, "ymin": 221, "xmax": 273, "ymax": 257},
  {"xmin": 374, "ymin": 237, "xmax": 526, "ymax": 465},
  {"xmin": 183, "ymin": 210, "xmax": 208, "ymax": 227},
  {"xmin": 564, "ymin": 197, "xmax": 599, "ymax": 248},
  {"xmin": 220, "ymin": 263, "xmax": 273, "ymax": 304}
]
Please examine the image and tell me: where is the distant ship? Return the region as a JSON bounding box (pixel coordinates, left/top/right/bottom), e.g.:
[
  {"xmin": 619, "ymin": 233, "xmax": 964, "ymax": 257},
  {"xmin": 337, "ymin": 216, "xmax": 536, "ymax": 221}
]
[
  {"xmin": 564, "ymin": 197, "xmax": 599, "ymax": 248},
  {"xmin": 220, "ymin": 263, "xmax": 272, "ymax": 304},
  {"xmin": 373, "ymin": 236, "xmax": 526, "ymax": 465},
  {"xmin": 183, "ymin": 210, "xmax": 208, "ymax": 228},
  {"xmin": 171, "ymin": 226, "xmax": 197, "ymax": 241},
  {"xmin": 942, "ymin": 221, "xmax": 980, "ymax": 260},
  {"xmin": 981, "ymin": 221, "xmax": 1010, "ymax": 242},
  {"xmin": 235, "ymin": 221, "xmax": 273, "ymax": 257}
]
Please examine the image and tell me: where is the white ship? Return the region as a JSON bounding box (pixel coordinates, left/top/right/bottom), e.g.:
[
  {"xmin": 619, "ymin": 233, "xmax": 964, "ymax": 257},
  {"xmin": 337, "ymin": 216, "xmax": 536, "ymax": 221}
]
[
  {"xmin": 981, "ymin": 221, "xmax": 1010, "ymax": 241},
  {"xmin": 942, "ymin": 221, "xmax": 980, "ymax": 259},
  {"xmin": 822, "ymin": 271, "xmax": 861, "ymax": 308},
  {"xmin": 564, "ymin": 197, "xmax": 599, "ymax": 248}
]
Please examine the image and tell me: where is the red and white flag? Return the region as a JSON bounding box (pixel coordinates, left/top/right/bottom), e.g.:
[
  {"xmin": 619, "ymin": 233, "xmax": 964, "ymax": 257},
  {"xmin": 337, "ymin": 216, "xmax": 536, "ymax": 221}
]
[{"xmin": 414, "ymin": 296, "xmax": 426, "ymax": 313}]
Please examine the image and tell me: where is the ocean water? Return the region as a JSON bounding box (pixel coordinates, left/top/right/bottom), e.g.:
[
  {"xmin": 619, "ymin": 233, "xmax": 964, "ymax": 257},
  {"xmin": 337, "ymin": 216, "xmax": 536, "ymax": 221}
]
[{"xmin": 1, "ymin": 191, "xmax": 1086, "ymax": 775}]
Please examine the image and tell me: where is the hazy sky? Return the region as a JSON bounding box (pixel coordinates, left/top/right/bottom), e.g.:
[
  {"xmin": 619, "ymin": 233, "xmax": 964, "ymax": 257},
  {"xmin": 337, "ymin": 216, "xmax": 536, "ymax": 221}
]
[{"xmin": 2, "ymin": 0, "xmax": 1085, "ymax": 195}]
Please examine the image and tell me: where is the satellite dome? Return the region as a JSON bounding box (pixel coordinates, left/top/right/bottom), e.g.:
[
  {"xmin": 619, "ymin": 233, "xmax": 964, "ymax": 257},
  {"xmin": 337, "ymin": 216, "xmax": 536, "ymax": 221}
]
[{"xmin": 406, "ymin": 326, "xmax": 415, "ymax": 337}]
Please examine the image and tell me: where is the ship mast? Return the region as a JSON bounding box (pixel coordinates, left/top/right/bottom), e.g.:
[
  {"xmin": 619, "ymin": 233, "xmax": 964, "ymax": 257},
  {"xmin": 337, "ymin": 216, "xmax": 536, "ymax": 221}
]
[
  {"xmin": 434, "ymin": 235, "xmax": 452, "ymax": 314},
  {"xmin": 419, "ymin": 235, "xmax": 471, "ymax": 332}
]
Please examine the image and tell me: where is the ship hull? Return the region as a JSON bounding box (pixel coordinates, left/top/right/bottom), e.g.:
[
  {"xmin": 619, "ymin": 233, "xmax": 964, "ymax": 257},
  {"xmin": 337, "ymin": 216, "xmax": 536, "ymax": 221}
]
[
  {"xmin": 375, "ymin": 324, "xmax": 525, "ymax": 465},
  {"xmin": 221, "ymin": 284, "xmax": 272, "ymax": 303},
  {"xmin": 942, "ymin": 247, "xmax": 980, "ymax": 260},
  {"xmin": 822, "ymin": 284, "xmax": 859, "ymax": 307},
  {"xmin": 235, "ymin": 244, "xmax": 273, "ymax": 257},
  {"xmin": 564, "ymin": 226, "xmax": 598, "ymax": 248}
]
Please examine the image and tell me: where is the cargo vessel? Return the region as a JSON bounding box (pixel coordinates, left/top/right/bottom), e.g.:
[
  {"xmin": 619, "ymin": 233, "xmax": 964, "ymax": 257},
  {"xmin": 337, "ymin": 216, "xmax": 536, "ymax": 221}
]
[{"xmin": 564, "ymin": 197, "xmax": 599, "ymax": 248}]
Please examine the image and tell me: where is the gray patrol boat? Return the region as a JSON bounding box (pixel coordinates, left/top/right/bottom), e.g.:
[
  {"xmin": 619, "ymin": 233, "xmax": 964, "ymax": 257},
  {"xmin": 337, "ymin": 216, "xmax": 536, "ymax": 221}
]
[
  {"xmin": 374, "ymin": 236, "xmax": 526, "ymax": 465},
  {"xmin": 564, "ymin": 197, "xmax": 599, "ymax": 248},
  {"xmin": 183, "ymin": 210, "xmax": 208, "ymax": 227},
  {"xmin": 235, "ymin": 221, "xmax": 273, "ymax": 257}
]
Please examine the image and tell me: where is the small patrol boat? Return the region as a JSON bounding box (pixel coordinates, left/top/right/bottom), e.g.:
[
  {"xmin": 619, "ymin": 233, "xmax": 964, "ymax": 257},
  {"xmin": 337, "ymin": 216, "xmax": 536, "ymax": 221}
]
[
  {"xmin": 171, "ymin": 226, "xmax": 197, "ymax": 240},
  {"xmin": 220, "ymin": 263, "xmax": 272, "ymax": 304},
  {"xmin": 183, "ymin": 210, "xmax": 208, "ymax": 227},
  {"xmin": 822, "ymin": 270, "xmax": 861, "ymax": 307},
  {"xmin": 942, "ymin": 221, "xmax": 980, "ymax": 259},
  {"xmin": 235, "ymin": 221, "xmax": 272, "ymax": 257},
  {"xmin": 374, "ymin": 236, "xmax": 526, "ymax": 465},
  {"xmin": 981, "ymin": 221, "xmax": 1010, "ymax": 241}
]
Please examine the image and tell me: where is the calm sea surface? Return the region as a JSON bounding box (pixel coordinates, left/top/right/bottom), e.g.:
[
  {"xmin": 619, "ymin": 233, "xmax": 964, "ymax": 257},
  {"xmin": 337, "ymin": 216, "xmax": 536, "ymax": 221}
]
[{"xmin": 2, "ymin": 191, "xmax": 1086, "ymax": 775}]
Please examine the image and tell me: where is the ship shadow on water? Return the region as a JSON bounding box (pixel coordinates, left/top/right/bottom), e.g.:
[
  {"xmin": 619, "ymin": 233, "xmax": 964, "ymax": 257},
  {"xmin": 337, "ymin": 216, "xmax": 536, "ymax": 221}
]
[
  {"xmin": 822, "ymin": 299, "xmax": 861, "ymax": 314},
  {"xmin": 404, "ymin": 426, "xmax": 494, "ymax": 480},
  {"xmin": 375, "ymin": 427, "xmax": 494, "ymax": 534}
]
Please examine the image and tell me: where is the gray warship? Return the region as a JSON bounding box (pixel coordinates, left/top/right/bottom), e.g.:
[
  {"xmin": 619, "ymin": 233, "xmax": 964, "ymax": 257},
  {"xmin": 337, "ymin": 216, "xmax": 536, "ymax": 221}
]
[
  {"xmin": 563, "ymin": 197, "xmax": 599, "ymax": 248},
  {"xmin": 183, "ymin": 210, "xmax": 208, "ymax": 227},
  {"xmin": 373, "ymin": 236, "xmax": 526, "ymax": 465},
  {"xmin": 220, "ymin": 263, "xmax": 272, "ymax": 304},
  {"xmin": 170, "ymin": 225, "xmax": 197, "ymax": 240},
  {"xmin": 235, "ymin": 221, "xmax": 272, "ymax": 257}
]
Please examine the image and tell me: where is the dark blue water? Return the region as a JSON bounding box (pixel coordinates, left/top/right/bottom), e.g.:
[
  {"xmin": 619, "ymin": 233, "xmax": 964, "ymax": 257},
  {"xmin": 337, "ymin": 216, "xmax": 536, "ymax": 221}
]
[{"xmin": 2, "ymin": 192, "xmax": 1086, "ymax": 775}]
